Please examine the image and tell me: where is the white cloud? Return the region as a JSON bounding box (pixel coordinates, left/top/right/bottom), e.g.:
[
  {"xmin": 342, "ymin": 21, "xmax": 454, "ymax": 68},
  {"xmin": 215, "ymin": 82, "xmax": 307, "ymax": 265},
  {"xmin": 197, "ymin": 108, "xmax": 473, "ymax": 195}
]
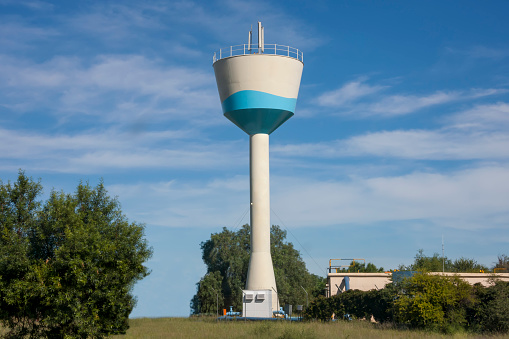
[
  {"xmin": 0, "ymin": 20, "xmax": 59, "ymax": 51},
  {"xmin": 313, "ymin": 77, "xmax": 506, "ymax": 117},
  {"xmin": 107, "ymin": 175, "xmax": 250, "ymax": 228},
  {"xmin": 448, "ymin": 46, "xmax": 509, "ymax": 60},
  {"xmin": 0, "ymin": 0, "xmax": 53, "ymax": 10},
  {"xmin": 0, "ymin": 54, "xmax": 218, "ymax": 124},
  {"xmin": 343, "ymin": 129, "xmax": 509, "ymax": 160},
  {"xmin": 274, "ymin": 101, "xmax": 509, "ymax": 161},
  {"xmin": 272, "ymin": 129, "xmax": 509, "ymax": 161},
  {"xmin": 368, "ymin": 91, "xmax": 460, "ymax": 116},
  {"xmin": 447, "ymin": 102, "xmax": 509, "ymax": 130},
  {"xmin": 105, "ymin": 165, "xmax": 509, "ymax": 233},
  {"xmin": 270, "ymin": 166, "xmax": 509, "ymax": 230},
  {"xmin": 317, "ymin": 79, "xmax": 386, "ymax": 107},
  {"xmin": 0, "ymin": 127, "xmax": 245, "ymax": 173}
]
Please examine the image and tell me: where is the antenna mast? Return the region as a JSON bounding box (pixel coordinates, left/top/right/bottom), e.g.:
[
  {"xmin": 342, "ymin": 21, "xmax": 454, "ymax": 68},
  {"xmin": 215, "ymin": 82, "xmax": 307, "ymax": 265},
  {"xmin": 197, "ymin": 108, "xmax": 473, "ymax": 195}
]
[
  {"xmin": 442, "ymin": 234, "xmax": 445, "ymax": 273},
  {"xmin": 248, "ymin": 25, "xmax": 252, "ymax": 52},
  {"xmin": 257, "ymin": 21, "xmax": 264, "ymax": 53}
]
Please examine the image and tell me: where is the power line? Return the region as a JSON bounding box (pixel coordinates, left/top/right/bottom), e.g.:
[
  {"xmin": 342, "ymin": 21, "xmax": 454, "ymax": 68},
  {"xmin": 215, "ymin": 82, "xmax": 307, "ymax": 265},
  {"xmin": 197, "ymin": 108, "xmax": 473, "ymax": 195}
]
[
  {"xmin": 271, "ymin": 208, "xmax": 327, "ymax": 276},
  {"xmin": 230, "ymin": 205, "xmax": 249, "ymax": 232}
]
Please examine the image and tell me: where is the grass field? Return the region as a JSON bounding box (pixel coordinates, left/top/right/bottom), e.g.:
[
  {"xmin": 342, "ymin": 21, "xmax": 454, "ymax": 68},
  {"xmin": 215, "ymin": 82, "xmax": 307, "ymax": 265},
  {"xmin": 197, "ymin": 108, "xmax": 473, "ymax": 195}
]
[
  {"xmin": 109, "ymin": 317, "xmax": 509, "ymax": 339},
  {"xmin": 2, "ymin": 317, "xmax": 508, "ymax": 338}
]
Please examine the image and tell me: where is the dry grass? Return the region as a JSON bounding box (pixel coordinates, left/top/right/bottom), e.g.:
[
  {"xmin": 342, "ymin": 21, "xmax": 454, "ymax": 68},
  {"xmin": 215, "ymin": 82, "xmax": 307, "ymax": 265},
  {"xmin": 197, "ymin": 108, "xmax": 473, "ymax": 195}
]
[{"xmin": 110, "ymin": 317, "xmax": 509, "ymax": 339}]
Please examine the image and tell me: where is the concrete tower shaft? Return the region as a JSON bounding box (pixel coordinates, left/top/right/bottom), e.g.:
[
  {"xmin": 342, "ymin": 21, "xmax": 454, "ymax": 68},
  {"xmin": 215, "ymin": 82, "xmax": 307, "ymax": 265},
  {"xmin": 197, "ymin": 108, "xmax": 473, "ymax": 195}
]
[{"xmin": 246, "ymin": 133, "xmax": 276, "ymax": 292}]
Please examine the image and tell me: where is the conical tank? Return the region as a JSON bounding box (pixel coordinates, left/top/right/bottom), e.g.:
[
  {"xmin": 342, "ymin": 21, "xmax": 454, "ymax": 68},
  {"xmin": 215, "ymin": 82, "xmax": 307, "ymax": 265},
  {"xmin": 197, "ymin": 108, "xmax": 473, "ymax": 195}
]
[{"xmin": 213, "ymin": 52, "xmax": 303, "ymax": 135}]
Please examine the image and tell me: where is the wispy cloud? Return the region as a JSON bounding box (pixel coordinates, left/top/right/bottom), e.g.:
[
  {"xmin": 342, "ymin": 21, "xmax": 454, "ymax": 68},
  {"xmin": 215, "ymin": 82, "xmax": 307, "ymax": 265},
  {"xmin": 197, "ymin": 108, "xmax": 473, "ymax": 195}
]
[
  {"xmin": 448, "ymin": 46, "xmax": 509, "ymax": 60},
  {"xmin": 446, "ymin": 102, "xmax": 509, "ymax": 130},
  {"xmin": 0, "ymin": 0, "xmax": 53, "ymax": 10},
  {"xmin": 271, "ymin": 166, "xmax": 509, "ymax": 230},
  {"xmin": 0, "ymin": 54, "xmax": 218, "ymax": 125},
  {"xmin": 317, "ymin": 78, "xmax": 386, "ymax": 107},
  {"xmin": 273, "ymin": 130, "xmax": 509, "ymax": 161},
  {"xmin": 367, "ymin": 91, "xmax": 460, "ymax": 116},
  {"xmin": 0, "ymin": 127, "xmax": 245, "ymax": 173},
  {"xmin": 369, "ymin": 88, "xmax": 508, "ymax": 117},
  {"xmin": 313, "ymin": 77, "xmax": 506, "ymax": 117},
  {"xmin": 106, "ymin": 165, "xmax": 509, "ymax": 232},
  {"xmin": 273, "ymin": 102, "xmax": 509, "ymax": 160},
  {"xmin": 343, "ymin": 129, "xmax": 509, "ymax": 160},
  {"xmin": 108, "ymin": 175, "xmax": 250, "ymax": 228},
  {"xmin": 0, "ymin": 19, "xmax": 59, "ymax": 51}
]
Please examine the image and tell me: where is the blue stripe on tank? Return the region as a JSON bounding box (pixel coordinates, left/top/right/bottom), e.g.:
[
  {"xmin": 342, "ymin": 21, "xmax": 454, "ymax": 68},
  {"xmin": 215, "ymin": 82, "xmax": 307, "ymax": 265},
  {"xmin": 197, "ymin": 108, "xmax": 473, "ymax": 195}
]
[{"xmin": 221, "ymin": 90, "xmax": 297, "ymax": 114}]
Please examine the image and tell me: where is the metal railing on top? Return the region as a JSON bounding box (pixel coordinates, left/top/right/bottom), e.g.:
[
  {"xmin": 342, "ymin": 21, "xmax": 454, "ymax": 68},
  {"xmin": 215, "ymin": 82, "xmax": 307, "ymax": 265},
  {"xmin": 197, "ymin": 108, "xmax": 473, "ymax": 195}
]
[
  {"xmin": 213, "ymin": 44, "xmax": 303, "ymax": 64},
  {"xmin": 328, "ymin": 258, "xmax": 366, "ymax": 273}
]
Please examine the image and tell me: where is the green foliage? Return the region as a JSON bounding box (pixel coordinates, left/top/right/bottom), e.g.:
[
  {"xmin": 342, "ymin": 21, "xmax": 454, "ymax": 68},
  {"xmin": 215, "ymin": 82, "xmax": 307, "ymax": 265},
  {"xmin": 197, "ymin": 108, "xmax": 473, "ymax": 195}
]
[
  {"xmin": 193, "ymin": 271, "xmax": 223, "ymax": 315},
  {"xmin": 451, "ymin": 258, "xmax": 488, "ymax": 273},
  {"xmin": 191, "ymin": 224, "xmax": 319, "ymax": 314},
  {"xmin": 305, "ymin": 250, "xmax": 509, "ymax": 335},
  {"xmin": 309, "ymin": 274, "xmax": 326, "ymax": 299},
  {"xmin": 0, "ymin": 171, "xmax": 152, "ymax": 338},
  {"xmin": 339, "ymin": 261, "xmax": 384, "ymax": 273},
  {"xmin": 494, "ymin": 254, "xmax": 509, "ymax": 272},
  {"xmin": 469, "ymin": 281, "xmax": 509, "ymax": 333},
  {"xmin": 303, "ymin": 287, "xmax": 396, "ymax": 323},
  {"xmin": 401, "ymin": 249, "xmax": 487, "ymax": 273},
  {"xmin": 303, "ymin": 296, "xmax": 334, "ymax": 322},
  {"xmin": 198, "ymin": 225, "xmax": 250, "ymax": 312},
  {"xmin": 393, "ymin": 273, "xmax": 475, "ymax": 331},
  {"xmin": 400, "ymin": 249, "xmax": 452, "ymax": 272},
  {"xmin": 270, "ymin": 225, "xmax": 318, "ymax": 307}
]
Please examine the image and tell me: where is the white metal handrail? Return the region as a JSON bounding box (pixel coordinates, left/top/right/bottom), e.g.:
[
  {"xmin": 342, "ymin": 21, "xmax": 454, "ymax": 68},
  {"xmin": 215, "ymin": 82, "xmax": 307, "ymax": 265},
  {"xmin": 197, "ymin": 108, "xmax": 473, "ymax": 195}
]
[{"xmin": 213, "ymin": 44, "xmax": 303, "ymax": 64}]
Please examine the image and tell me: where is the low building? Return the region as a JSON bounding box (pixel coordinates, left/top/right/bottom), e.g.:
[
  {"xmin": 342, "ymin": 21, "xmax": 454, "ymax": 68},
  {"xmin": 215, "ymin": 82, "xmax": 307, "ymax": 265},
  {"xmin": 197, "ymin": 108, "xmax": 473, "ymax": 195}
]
[{"xmin": 327, "ymin": 271, "xmax": 509, "ymax": 297}]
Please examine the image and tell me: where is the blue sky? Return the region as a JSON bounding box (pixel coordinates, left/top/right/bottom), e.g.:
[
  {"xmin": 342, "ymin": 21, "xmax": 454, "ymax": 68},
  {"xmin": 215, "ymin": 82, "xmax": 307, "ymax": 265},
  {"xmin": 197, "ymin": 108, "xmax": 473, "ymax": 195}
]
[{"xmin": 1, "ymin": 0, "xmax": 509, "ymax": 317}]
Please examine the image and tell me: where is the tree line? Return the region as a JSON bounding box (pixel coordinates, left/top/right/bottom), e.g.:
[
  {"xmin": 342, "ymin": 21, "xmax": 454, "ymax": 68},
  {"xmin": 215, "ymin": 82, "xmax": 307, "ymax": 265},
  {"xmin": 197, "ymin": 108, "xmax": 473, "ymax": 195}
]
[{"xmin": 397, "ymin": 249, "xmax": 503, "ymax": 273}]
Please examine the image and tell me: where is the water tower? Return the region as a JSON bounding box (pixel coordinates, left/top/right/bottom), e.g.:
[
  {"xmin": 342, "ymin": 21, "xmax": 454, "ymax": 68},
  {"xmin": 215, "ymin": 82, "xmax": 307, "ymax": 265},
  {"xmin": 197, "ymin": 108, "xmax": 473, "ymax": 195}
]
[{"xmin": 213, "ymin": 22, "xmax": 303, "ymax": 317}]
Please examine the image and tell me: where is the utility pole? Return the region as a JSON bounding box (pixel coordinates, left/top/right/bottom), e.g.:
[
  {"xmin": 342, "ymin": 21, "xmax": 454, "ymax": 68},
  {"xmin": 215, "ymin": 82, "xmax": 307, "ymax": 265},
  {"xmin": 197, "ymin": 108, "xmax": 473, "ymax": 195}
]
[
  {"xmin": 210, "ymin": 287, "xmax": 218, "ymax": 319},
  {"xmin": 442, "ymin": 234, "xmax": 445, "ymax": 274},
  {"xmin": 300, "ymin": 285, "xmax": 308, "ymax": 307}
]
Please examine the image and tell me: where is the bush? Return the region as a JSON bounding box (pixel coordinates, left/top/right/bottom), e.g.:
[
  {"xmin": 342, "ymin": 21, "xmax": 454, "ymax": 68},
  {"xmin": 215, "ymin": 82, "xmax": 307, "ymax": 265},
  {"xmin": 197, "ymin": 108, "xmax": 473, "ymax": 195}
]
[
  {"xmin": 469, "ymin": 281, "xmax": 509, "ymax": 333},
  {"xmin": 393, "ymin": 273, "xmax": 475, "ymax": 332},
  {"xmin": 304, "ymin": 287, "xmax": 396, "ymax": 323},
  {"xmin": 0, "ymin": 171, "xmax": 152, "ymax": 338}
]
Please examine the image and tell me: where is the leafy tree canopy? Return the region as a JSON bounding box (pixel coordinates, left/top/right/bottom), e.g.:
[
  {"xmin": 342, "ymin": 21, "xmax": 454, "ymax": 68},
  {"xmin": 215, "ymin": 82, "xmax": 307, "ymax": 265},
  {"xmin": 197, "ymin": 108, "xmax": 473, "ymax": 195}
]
[
  {"xmin": 494, "ymin": 254, "xmax": 509, "ymax": 272},
  {"xmin": 400, "ymin": 249, "xmax": 488, "ymax": 273},
  {"xmin": 0, "ymin": 171, "xmax": 152, "ymax": 338},
  {"xmin": 338, "ymin": 260, "xmax": 384, "ymax": 273},
  {"xmin": 191, "ymin": 224, "xmax": 324, "ymax": 314}
]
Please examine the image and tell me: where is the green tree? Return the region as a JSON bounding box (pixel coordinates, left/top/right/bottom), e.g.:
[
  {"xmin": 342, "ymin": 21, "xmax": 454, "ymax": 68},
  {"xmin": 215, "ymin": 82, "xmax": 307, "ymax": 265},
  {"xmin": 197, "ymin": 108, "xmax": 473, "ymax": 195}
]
[
  {"xmin": 451, "ymin": 257, "xmax": 487, "ymax": 273},
  {"xmin": 403, "ymin": 249, "xmax": 452, "ymax": 272},
  {"xmin": 0, "ymin": 171, "xmax": 152, "ymax": 338},
  {"xmin": 402, "ymin": 250, "xmax": 490, "ymax": 273},
  {"xmin": 191, "ymin": 224, "xmax": 320, "ymax": 314},
  {"xmin": 494, "ymin": 254, "xmax": 509, "ymax": 272},
  {"xmin": 304, "ymin": 285, "xmax": 396, "ymax": 323},
  {"xmin": 192, "ymin": 271, "xmax": 223, "ymax": 315},
  {"xmin": 341, "ymin": 260, "xmax": 384, "ymax": 273},
  {"xmin": 393, "ymin": 273, "xmax": 475, "ymax": 332},
  {"xmin": 474, "ymin": 281, "xmax": 509, "ymax": 333}
]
